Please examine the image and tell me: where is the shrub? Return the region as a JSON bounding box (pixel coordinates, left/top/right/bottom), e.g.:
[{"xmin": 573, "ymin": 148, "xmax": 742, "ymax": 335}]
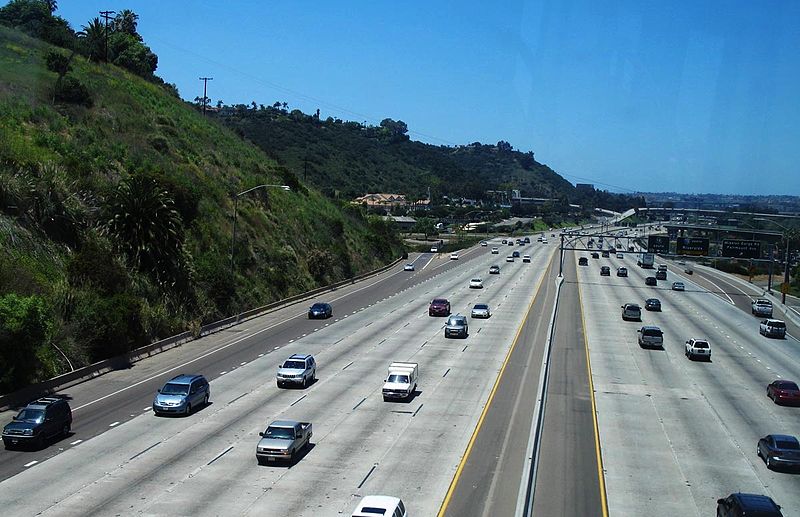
[
  {"xmin": 54, "ymin": 75, "xmax": 93, "ymax": 107},
  {"xmin": 0, "ymin": 293, "xmax": 52, "ymax": 393}
]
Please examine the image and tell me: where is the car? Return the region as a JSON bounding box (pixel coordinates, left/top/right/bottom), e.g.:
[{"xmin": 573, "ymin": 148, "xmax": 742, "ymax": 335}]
[
  {"xmin": 512, "ymin": 250, "xmax": 520, "ymax": 258},
  {"xmin": 506, "ymin": 255, "xmax": 514, "ymax": 262},
  {"xmin": 491, "ymin": 247, "xmax": 499, "ymax": 254},
  {"xmin": 471, "ymin": 303, "xmax": 491, "ymax": 318},
  {"xmin": 621, "ymin": 303, "xmax": 642, "ymax": 321},
  {"xmin": 757, "ymin": 434, "xmax": 800, "ymax": 471},
  {"xmin": 429, "ymin": 298, "xmax": 451, "ymax": 316},
  {"xmin": 591, "ymin": 252, "xmax": 599, "ymax": 259},
  {"xmin": 601, "ymin": 250, "xmax": 610, "ymax": 258},
  {"xmin": 616, "ymin": 266, "xmax": 628, "ymax": 277},
  {"xmin": 760, "ymin": 319, "xmax": 786, "ymax": 338},
  {"xmin": 645, "ymin": 276, "xmax": 657, "ymax": 286},
  {"xmin": 767, "ymin": 380, "xmax": 800, "ymax": 406},
  {"xmin": 450, "ymin": 253, "xmax": 459, "ymax": 260},
  {"xmin": 655, "ymin": 270, "xmax": 667, "ymax": 280},
  {"xmin": 578, "ymin": 257, "xmax": 589, "ymax": 266},
  {"xmin": 522, "ymin": 254, "xmax": 531, "ymax": 263},
  {"xmin": 444, "ymin": 314, "xmax": 469, "ymax": 338},
  {"xmin": 480, "ymin": 240, "xmax": 488, "ymax": 246},
  {"xmin": 684, "ymin": 265, "xmax": 694, "ymax": 274},
  {"xmin": 752, "ymin": 299, "xmax": 773, "ymax": 317},
  {"xmin": 502, "ymin": 239, "xmax": 507, "ymax": 244},
  {"xmin": 537, "ymin": 236, "xmax": 543, "ymax": 242},
  {"xmin": 524, "ymin": 237, "xmax": 531, "ymax": 243},
  {"xmin": 2, "ymin": 397, "xmax": 72, "ymax": 450},
  {"xmin": 152, "ymin": 374, "xmax": 210, "ymax": 416},
  {"xmin": 508, "ymin": 241, "xmax": 514, "ymax": 246},
  {"xmin": 671, "ymin": 281, "xmax": 685, "ymax": 291},
  {"xmin": 430, "ymin": 246, "xmax": 438, "ymax": 253},
  {"xmin": 256, "ymin": 420, "xmax": 313, "ymax": 465},
  {"xmin": 308, "ymin": 302, "xmax": 333, "ymax": 319},
  {"xmin": 644, "ymin": 298, "xmax": 661, "ymax": 311},
  {"xmin": 616, "ymin": 253, "xmax": 624, "ymax": 259},
  {"xmin": 276, "ymin": 354, "xmax": 316, "ymax": 388},
  {"xmin": 600, "ymin": 266, "xmax": 610, "ymax": 276},
  {"xmin": 638, "ymin": 326, "xmax": 664, "ymax": 348},
  {"xmin": 685, "ymin": 338, "xmax": 711, "ymax": 361},
  {"xmin": 541, "ymin": 238, "xmax": 548, "ymax": 244},
  {"xmin": 403, "ymin": 263, "xmax": 415, "ymax": 271},
  {"xmin": 469, "ymin": 278, "xmax": 483, "ymax": 289},
  {"xmin": 489, "ymin": 265, "xmax": 500, "ymax": 274},
  {"xmin": 352, "ymin": 496, "xmax": 407, "ymax": 517}
]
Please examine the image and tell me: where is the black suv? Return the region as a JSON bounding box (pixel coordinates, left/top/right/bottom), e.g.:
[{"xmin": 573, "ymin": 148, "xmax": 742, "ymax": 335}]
[
  {"xmin": 308, "ymin": 302, "xmax": 332, "ymax": 319},
  {"xmin": 3, "ymin": 397, "xmax": 72, "ymax": 450},
  {"xmin": 717, "ymin": 493, "xmax": 782, "ymax": 516}
]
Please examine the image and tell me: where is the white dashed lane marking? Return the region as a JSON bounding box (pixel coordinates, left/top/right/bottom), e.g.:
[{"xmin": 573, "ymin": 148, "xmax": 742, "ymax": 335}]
[
  {"xmin": 24, "ymin": 461, "xmax": 38, "ymax": 467},
  {"xmin": 70, "ymin": 439, "xmax": 82, "ymax": 445},
  {"xmin": 109, "ymin": 421, "xmax": 120, "ymax": 427}
]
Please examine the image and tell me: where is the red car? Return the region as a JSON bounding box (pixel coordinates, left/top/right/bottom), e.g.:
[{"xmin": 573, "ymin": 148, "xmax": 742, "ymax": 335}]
[
  {"xmin": 428, "ymin": 298, "xmax": 451, "ymax": 317},
  {"xmin": 767, "ymin": 380, "xmax": 800, "ymax": 406}
]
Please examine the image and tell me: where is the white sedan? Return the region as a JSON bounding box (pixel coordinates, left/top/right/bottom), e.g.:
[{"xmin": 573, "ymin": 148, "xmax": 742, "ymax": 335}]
[
  {"xmin": 471, "ymin": 303, "xmax": 491, "ymax": 318},
  {"xmin": 672, "ymin": 281, "xmax": 685, "ymax": 291},
  {"xmin": 403, "ymin": 263, "xmax": 415, "ymax": 271},
  {"xmin": 450, "ymin": 253, "xmax": 459, "ymax": 260},
  {"xmin": 491, "ymin": 247, "xmax": 499, "ymax": 254},
  {"xmin": 469, "ymin": 278, "xmax": 483, "ymax": 289}
]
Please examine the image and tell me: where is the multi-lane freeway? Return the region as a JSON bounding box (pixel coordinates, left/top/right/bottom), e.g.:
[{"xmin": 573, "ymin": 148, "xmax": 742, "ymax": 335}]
[{"xmin": 2, "ymin": 231, "xmax": 799, "ymax": 516}]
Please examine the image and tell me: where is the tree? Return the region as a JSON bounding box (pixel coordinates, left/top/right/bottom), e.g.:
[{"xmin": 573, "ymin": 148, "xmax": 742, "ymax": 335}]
[
  {"xmin": 81, "ymin": 17, "xmax": 105, "ymax": 61},
  {"xmin": 108, "ymin": 31, "xmax": 158, "ymax": 76},
  {"xmin": 413, "ymin": 217, "xmax": 436, "ymax": 239},
  {"xmin": 0, "ymin": 293, "xmax": 51, "ymax": 393},
  {"xmin": 0, "ymin": 0, "xmax": 74, "ymax": 47},
  {"xmin": 113, "ymin": 9, "xmax": 140, "ymax": 40}
]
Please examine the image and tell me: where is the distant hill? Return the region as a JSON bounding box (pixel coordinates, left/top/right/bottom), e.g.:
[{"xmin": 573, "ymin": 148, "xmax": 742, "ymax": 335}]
[
  {"xmin": 215, "ymin": 106, "xmax": 642, "ymax": 212},
  {"xmin": 0, "ymin": 24, "xmax": 402, "ymax": 392}
]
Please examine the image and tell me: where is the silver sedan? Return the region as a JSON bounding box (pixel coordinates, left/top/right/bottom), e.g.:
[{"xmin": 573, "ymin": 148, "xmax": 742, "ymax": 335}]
[{"xmin": 471, "ymin": 303, "xmax": 491, "ymax": 318}]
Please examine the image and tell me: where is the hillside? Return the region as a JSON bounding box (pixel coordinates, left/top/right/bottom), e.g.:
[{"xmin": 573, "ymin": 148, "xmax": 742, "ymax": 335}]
[
  {"xmin": 0, "ymin": 24, "xmax": 402, "ymax": 393},
  {"xmin": 214, "ymin": 106, "xmax": 640, "ymax": 213}
]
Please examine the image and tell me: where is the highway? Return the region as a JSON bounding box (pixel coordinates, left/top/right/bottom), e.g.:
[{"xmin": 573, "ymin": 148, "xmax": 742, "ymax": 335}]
[
  {"xmin": 579, "ymin": 251, "xmax": 800, "ymax": 516},
  {"xmin": 0, "ymin": 238, "xmax": 557, "ymax": 516}
]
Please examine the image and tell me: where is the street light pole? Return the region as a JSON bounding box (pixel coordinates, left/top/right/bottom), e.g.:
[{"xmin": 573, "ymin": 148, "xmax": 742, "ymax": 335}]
[
  {"xmin": 230, "ymin": 184, "xmax": 291, "ymax": 280},
  {"xmin": 755, "ymin": 218, "xmax": 792, "ymax": 304}
]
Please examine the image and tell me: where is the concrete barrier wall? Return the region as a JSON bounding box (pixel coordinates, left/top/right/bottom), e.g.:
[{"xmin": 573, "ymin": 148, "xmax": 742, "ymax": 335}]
[{"xmin": 0, "ymin": 256, "xmax": 403, "ymax": 411}]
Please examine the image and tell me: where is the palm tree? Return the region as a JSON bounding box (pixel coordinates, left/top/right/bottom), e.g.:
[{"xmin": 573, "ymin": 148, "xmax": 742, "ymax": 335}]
[
  {"xmin": 114, "ymin": 9, "xmax": 141, "ymax": 40},
  {"xmin": 103, "ymin": 176, "xmax": 187, "ymax": 285},
  {"xmin": 81, "ymin": 18, "xmax": 105, "ymax": 62}
]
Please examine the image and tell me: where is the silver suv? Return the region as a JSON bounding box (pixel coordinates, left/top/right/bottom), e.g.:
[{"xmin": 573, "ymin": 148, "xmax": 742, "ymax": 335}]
[
  {"xmin": 760, "ymin": 319, "xmax": 786, "ymax": 339},
  {"xmin": 277, "ymin": 354, "xmax": 316, "ymax": 388},
  {"xmin": 444, "ymin": 314, "xmax": 469, "ymax": 338},
  {"xmin": 621, "ymin": 303, "xmax": 641, "ymax": 321},
  {"xmin": 153, "ymin": 374, "xmax": 210, "ymax": 416},
  {"xmin": 638, "ymin": 326, "xmax": 664, "ymax": 348}
]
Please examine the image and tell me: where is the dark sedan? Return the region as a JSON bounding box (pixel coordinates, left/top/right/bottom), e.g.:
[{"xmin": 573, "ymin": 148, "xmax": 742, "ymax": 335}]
[
  {"xmin": 307, "ymin": 302, "xmax": 332, "ymax": 319},
  {"xmin": 645, "ymin": 298, "xmax": 661, "ymax": 311},
  {"xmin": 767, "ymin": 380, "xmax": 800, "ymax": 406},
  {"xmin": 645, "ymin": 277, "xmax": 657, "ymax": 286},
  {"xmin": 757, "ymin": 434, "xmax": 800, "ymax": 471},
  {"xmin": 429, "ymin": 298, "xmax": 451, "ymax": 316}
]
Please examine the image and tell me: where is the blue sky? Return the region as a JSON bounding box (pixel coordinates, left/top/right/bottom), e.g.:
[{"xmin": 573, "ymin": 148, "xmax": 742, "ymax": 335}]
[{"xmin": 53, "ymin": 0, "xmax": 800, "ymax": 195}]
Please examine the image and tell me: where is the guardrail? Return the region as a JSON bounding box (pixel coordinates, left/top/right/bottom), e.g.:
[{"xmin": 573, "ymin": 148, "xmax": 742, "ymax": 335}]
[{"xmin": 0, "ymin": 256, "xmax": 404, "ymax": 411}]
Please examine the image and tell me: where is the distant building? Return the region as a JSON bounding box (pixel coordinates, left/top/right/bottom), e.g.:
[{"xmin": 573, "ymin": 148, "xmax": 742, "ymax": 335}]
[
  {"xmin": 383, "ymin": 215, "xmax": 416, "ymax": 231},
  {"xmin": 576, "ymin": 183, "xmax": 595, "ymax": 193},
  {"xmin": 354, "ymin": 193, "xmax": 407, "ymax": 208}
]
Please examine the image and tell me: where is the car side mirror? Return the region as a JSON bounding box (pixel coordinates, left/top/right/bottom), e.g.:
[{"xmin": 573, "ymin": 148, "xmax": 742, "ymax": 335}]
[
  {"xmin": 685, "ymin": 340, "xmax": 689, "ymax": 344},
  {"xmin": 259, "ymin": 432, "xmax": 265, "ymax": 437},
  {"xmin": 716, "ymin": 499, "xmax": 724, "ymax": 505},
  {"xmin": 157, "ymin": 389, "xmax": 161, "ymax": 393}
]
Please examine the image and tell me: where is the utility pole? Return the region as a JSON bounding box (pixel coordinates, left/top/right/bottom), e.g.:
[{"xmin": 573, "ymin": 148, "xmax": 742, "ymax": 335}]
[
  {"xmin": 99, "ymin": 10, "xmax": 115, "ymax": 62},
  {"xmin": 199, "ymin": 77, "xmax": 213, "ymax": 115}
]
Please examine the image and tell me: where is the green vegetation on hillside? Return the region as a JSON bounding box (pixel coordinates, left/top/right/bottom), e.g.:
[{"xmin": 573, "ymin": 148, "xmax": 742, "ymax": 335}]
[{"xmin": 0, "ymin": 22, "xmax": 402, "ymax": 393}]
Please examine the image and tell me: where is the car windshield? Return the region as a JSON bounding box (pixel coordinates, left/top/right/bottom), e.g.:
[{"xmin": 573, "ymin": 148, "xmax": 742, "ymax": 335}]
[
  {"xmin": 780, "ymin": 382, "xmax": 799, "ymax": 390},
  {"xmin": 160, "ymin": 383, "xmax": 189, "ymax": 395},
  {"xmin": 311, "ymin": 304, "xmax": 326, "ymax": 310},
  {"xmin": 282, "ymin": 361, "xmax": 306, "ymax": 369},
  {"xmin": 474, "ymin": 304, "xmax": 488, "ymax": 310},
  {"xmin": 15, "ymin": 408, "xmax": 45, "ymax": 423},
  {"xmin": 264, "ymin": 427, "xmax": 295, "ymax": 439},
  {"xmin": 471, "ymin": 279, "xmax": 481, "ymax": 282},
  {"xmin": 775, "ymin": 439, "xmax": 799, "ymax": 450},
  {"xmin": 693, "ymin": 342, "xmax": 709, "ymax": 348},
  {"xmin": 770, "ymin": 321, "xmax": 786, "ymax": 328},
  {"xmin": 388, "ymin": 374, "xmax": 409, "ymax": 383},
  {"xmin": 643, "ymin": 329, "xmax": 662, "ymax": 337},
  {"xmin": 448, "ymin": 318, "xmax": 462, "ymax": 325}
]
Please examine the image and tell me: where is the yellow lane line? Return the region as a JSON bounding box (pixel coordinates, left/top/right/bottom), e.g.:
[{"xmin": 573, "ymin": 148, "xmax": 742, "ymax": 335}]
[
  {"xmin": 576, "ymin": 253, "xmax": 610, "ymax": 517},
  {"xmin": 436, "ymin": 248, "xmax": 556, "ymax": 516}
]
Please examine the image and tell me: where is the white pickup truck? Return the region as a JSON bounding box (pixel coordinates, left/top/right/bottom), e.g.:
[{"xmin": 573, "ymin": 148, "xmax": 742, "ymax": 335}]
[{"xmin": 382, "ymin": 362, "xmax": 418, "ymax": 401}]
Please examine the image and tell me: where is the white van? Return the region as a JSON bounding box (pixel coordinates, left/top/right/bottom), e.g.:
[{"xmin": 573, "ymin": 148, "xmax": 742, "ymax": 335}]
[
  {"xmin": 352, "ymin": 495, "xmax": 407, "ymax": 517},
  {"xmin": 382, "ymin": 362, "xmax": 418, "ymax": 401}
]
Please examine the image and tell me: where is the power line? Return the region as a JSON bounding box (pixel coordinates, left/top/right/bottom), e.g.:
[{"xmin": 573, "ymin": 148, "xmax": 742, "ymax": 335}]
[{"xmin": 199, "ymin": 76, "xmax": 213, "ymax": 115}]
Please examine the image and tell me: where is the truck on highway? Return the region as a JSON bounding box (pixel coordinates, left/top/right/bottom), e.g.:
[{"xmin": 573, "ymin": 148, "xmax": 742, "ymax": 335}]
[
  {"xmin": 637, "ymin": 252, "xmax": 655, "ymax": 268},
  {"xmin": 256, "ymin": 420, "xmax": 313, "ymax": 464},
  {"xmin": 382, "ymin": 362, "xmax": 418, "ymax": 401}
]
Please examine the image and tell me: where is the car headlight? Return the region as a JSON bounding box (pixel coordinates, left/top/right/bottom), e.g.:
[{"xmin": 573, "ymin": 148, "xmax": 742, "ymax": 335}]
[{"xmin": 23, "ymin": 429, "xmax": 34, "ymax": 436}]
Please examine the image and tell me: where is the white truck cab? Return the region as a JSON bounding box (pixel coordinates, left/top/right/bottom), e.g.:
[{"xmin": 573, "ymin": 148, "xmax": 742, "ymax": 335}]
[{"xmin": 382, "ymin": 362, "xmax": 418, "ymax": 401}]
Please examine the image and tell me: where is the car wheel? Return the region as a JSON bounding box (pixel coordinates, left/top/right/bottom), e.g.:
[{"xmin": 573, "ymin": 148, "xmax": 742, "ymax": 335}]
[
  {"xmin": 303, "ymin": 376, "xmax": 308, "ymax": 388},
  {"xmin": 204, "ymin": 394, "xmax": 209, "ymax": 407},
  {"xmin": 766, "ymin": 455, "xmax": 772, "ymax": 469},
  {"xmin": 61, "ymin": 423, "xmax": 71, "ymax": 438},
  {"xmin": 35, "ymin": 434, "xmax": 45, "ymax": 450},
  {"xmin": 185, "ymin": 403, "xmax": 192, "ymax": 415}
]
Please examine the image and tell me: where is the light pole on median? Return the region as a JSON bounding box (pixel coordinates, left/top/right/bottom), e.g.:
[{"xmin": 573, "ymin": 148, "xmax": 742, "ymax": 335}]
[
  {"xmin": 230, "ymin": 184, "xmax": 291, "ymax": 280},
  {"xmin": 755, "ymin": 218, "xmax": 793, "ymax": 304}
]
